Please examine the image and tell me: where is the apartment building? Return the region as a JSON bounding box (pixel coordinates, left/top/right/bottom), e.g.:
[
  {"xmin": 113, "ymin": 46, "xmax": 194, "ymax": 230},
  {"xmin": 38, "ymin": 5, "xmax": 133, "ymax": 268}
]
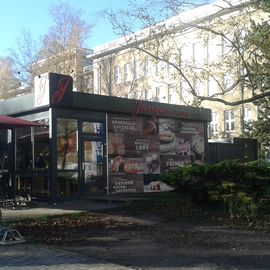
[{"xmin": 89, "ymin": 0, "xmax": 265, "ymax": 141}]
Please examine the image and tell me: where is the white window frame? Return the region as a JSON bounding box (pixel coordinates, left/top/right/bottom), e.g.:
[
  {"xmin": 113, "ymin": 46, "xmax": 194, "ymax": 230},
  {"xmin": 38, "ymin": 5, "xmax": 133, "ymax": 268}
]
[
  {"xmin": 156, "ymin": 86, "xmax": 161, "ymax": 102},
  {"xmin": 224, "ymin": 73, "xmax": 234, "ymax": 94},
  {"xmin": 224, "ymin": 110, "xmax": 235, "ymax": 132},
  {"xmin": 208, "ymin": 77, "xmax": 218, "ymax": 96},
  {"xmin": 210, "ymin": 112, "xmax": 219, "ymax": 136},
  {"xmin": 114, "ymin": 66, "xmax": 121, "ymax": 84},
  {"xmin": 193, "ymin": 42, "xmax": 206, "ymax": 66},
  {"xmin": 145, "ymin": 89, "xmax": 152, "ymax": 101},
  {"xmin": 208, "ymin": 36, "xmax": 223, "ymax": 64},
  {"xmin": 134, "ymin": 61, "xmax": 141, "ymax": 79},
  {"xmin": 243, "ymin": 107, "xmax": 252, "ymax": 122},
  {"xmin": 144, "ymin": 60, "xmax": 150, "ymax": 76},
  {"xmin": 124, "ymin": 63, "xmax": 131, "ymax": 81},
  {"xmin": 168, "ymin": 87, "xmax": 177, "ymax": 104}
]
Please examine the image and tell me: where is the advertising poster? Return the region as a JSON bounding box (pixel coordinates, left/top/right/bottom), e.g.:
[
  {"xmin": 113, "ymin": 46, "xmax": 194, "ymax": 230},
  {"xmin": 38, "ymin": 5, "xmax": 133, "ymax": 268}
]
[
  {"xmin": 109, "ymin": 156, "xmax": 144, "ymax": 175},
  {"xmin": 109, "ymin": 175, "xmax": 144, "ymax": 194},
  {"xmin": 160, "ymin": 155, "xmax": 191, "ymax": 173},
  {"xmin": 125, "ymin": 135, "xmax": 159, "ymax": 157},
  {"xmin": 108, "ymin": 114, "xmax": 159, "ymax": 194},
  {"xmin": 108, "ymin": 114, "xmax": 205, "ymax": 194},
  {"xmin": 108, "ymin": 115, "xmax": 144, "ymax": 134},
  {"xmin": 159, "ymin": 118, "xmax": 205, "ymax": 164}
]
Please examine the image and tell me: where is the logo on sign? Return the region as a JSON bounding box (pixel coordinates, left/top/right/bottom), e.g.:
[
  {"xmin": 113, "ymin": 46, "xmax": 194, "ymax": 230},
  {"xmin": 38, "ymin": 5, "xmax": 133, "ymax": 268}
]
[{"xmin": 51, "ymin": 76, "xmax": 72, "ymax": 104}]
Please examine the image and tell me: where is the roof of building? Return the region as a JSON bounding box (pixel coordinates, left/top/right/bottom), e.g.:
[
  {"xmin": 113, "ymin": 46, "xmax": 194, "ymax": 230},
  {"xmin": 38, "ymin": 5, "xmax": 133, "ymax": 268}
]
[{"xmin": 89, "ymin": 0, "xmax": 254, "ymax": 59}]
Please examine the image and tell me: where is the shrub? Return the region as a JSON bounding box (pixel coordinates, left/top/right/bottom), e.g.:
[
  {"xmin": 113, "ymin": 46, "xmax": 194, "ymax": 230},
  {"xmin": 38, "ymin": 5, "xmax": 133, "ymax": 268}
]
[{"xmin": 162, "ymin": 159, "xmax": 270, "ymax": 222}]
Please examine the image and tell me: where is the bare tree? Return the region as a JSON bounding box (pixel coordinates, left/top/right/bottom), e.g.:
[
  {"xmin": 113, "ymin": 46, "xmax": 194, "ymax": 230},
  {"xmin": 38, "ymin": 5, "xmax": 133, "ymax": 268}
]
[
  {"xmin": 8, "ymin": 29, "xmax": 40, "ymax": 88},
  {"xmin": 9, "ymin": 2, "xmax": 93, "ymax": 92},
  {"xmin": 102, "ymin": 0, "xmax": 270, "ymax": 106},
  {"xmin": 0, "ymin": 57, "xmax": 21, "ymax": 99}
]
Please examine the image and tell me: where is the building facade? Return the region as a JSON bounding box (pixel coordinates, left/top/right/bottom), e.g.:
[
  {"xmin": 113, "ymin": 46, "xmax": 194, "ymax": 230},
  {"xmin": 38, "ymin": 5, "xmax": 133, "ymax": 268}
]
[
  {"xmin": 0, "ymin": 73, "xmax": 210, "ymax": 201},
  {"xmin": 89, "ymin": 0, "xmax": 265, "ymax": 142}
]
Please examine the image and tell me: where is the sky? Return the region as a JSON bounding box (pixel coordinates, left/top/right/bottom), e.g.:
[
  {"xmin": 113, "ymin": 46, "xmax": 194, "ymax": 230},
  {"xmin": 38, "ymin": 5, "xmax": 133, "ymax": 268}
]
[{"xmin": 0, "ymin": 0, "xmax": 135, "ymax": 57}]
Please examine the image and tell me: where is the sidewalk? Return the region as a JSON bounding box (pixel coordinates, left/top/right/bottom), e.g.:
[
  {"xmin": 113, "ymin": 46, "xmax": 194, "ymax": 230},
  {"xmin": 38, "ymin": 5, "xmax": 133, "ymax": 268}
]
[
  {"xmin": 0, "ymin": 243, "xmax": 136, "ymax": 270},
  {"xmin": 0, "ymin": 199, "xmax": 122, "ymax": 222},
  {"xmin": 0, "ymin": 199, "xmax": 139, "ymax": 270}
]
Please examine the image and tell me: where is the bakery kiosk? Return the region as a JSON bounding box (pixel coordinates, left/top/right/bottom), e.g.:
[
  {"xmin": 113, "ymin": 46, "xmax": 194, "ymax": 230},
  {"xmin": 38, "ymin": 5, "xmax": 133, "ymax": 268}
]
[{"xmin": 0, "ymin": 73, "xmax": 211, "ymax": 202}]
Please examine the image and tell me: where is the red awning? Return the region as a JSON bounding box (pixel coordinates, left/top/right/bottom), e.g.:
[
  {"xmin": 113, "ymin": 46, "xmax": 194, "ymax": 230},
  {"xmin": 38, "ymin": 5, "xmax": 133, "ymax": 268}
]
[{"xmin": 0, "ymin": 115, "xmax": 42, "ymax": 129}]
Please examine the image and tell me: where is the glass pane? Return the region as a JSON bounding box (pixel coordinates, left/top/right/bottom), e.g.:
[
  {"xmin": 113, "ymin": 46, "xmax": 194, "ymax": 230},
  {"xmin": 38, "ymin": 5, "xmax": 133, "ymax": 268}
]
[
  {"xmin": 83, "ymin": 141, "xmax": 104, "ymax": 193},
  {"xmin": 34, "ymin": 120, "xmax": 49, "ymax": 170},
  {"xmin": 0, "ymin": 130, "xmax": 8, "ymax": 170},
  {"xmin": 15, "ymin": 175, "xmax": 32, "ymax": 196},
  {"xmin": 58, "ymin": 171, "xmax": 78, "ymax": 197},
  {"xmin": 32, "ymin": 174, "xmax": 49, "ymax": 197},
  {"xmin": 82, "ymin": 122, "xmax": 104, "ymax": 134},
  {"xmin": 57, "ymin": 118, "xmax": 78, "ymax": 170},
  {"xmin": 16, "ymin": 127, "xmax": 32, "ymax": 170}
]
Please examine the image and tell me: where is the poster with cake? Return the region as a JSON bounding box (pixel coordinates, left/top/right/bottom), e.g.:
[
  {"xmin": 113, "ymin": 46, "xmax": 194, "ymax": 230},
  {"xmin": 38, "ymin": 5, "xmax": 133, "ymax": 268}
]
[{"xmin": 159, "ymin": 118, "xmax": 205, "ymax": 164}]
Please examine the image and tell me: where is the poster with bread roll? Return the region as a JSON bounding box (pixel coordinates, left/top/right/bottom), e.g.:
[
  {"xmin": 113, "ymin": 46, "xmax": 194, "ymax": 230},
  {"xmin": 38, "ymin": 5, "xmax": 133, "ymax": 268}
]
[{"xmin": 109, "ymin": 156, "xmax": 144, "ymax": 175}]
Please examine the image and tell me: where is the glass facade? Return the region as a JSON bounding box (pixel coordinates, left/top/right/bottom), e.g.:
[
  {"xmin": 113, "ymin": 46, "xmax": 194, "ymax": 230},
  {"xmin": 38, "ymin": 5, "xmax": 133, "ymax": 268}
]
[
  {"xmin": 57, "ymin": 118, "xmax": 79, "ymax": 197},
  {"xmin": 57, "ymin": 171, "xmax": 78, "ymax": 197},
  {"xmin": 14, "ymin": 113, "xmax": 50, "ymax": 198},
  {"xmin": 82, "ymin": 122, "xmax": 104, "ymax": 134},
  {"xmin": 0, "ymin": 130, "xmax": 8, "ymax": 170},
  {"xmin": 16, "ymin": 127, "xmax": 32, "ymax": 170}
]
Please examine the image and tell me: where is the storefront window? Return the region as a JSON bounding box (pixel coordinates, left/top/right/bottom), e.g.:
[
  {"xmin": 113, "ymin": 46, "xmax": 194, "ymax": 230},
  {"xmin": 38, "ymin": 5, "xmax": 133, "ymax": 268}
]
[
  {"xmin": 16, "ymin": 127, "xmax": 32, "ymax": 170},
  {"xmin": 58, "ymin": 172, "xmax": 78, "ymax": 197},
  {"xmin": 32, "ymin": 174, "xmax": 49, "ymax": 197},
  {"xmin": 34, "ymin": 121, "xmax": 49, "ymax": 170},
  {"xmin": 82, "ymin": 122, "xmax": 104, "ymax": 134},
  {"xmin": 0, "ymin": 130, "xmax": 8, "ymax": 170},
  {"xmin": 15, "ymin": 174, "xmax": 31, "ymax": 196},
  {"xmin": 57, "ymin": 118, "xmax": 78, "ymax": 170}
]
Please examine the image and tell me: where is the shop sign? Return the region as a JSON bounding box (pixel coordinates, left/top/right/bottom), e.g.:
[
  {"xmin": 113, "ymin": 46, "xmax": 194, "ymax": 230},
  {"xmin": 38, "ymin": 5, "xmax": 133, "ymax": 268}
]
[
  {"xmin": 133, "ymin": 100, "xmax": 189, "ymax": 118},
  {"xmin": 34, "ymin": 73, "xmax": 73, "ymax": 107},
  {"xmin": 34, "ymin": 73, "xmax": 50, "ymax": 107}
]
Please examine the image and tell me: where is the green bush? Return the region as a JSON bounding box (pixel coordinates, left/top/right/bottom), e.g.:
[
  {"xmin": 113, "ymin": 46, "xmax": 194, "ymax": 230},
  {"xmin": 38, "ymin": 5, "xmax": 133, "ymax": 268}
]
[{"xmin": 162, "ymin": 159, "xmax": 270, "ymax": 222}]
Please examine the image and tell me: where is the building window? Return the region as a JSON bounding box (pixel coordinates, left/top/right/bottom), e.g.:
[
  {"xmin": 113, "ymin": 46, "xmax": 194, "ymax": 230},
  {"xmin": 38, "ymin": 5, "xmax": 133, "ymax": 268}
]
[
  {"xmin": 193, "ymin": 42, "xmax": 206, "ymax": 66},
  {"xmin": 114, "ymin": 66, "xmax": 121, "ymax": 84},
  {"xmin": 16, "ymin": 127, "xmax": 32, "ymax": 170},
  {"xmin": 210, "ymin": 112, "xmax": 219, "ymax": 136},
  {"xmin": 168, "ymin": 87, "xmax": 177, "ymax": 104},
  {"xmin": 134, "ymin": 90, "xmax": 140, "ymax": 99},
  {"xmin": 0, "ymin": 130, "xmax": 8, "ymax": 170},
  {"xmin": 243, "ymin": 107, "xmax": 252, "ymax": 122},
  {"xmin": 208, "ymin": 36, "xmax": 222, "ymax": 64},
  {"xmin": 181, "ymin": 46, "xmax": 193, "ymax": 67},
  {"xmin": 224, "ymin": 110, "xmax": 235, "ymax": 132},
  {"xmin": 134, "ymin": 61, "xmax": 141, "ymax": 79},
  {"xmin": 57, "ymin": 118, "xmax": 78, "ymax": 170},
  {"xmin": 156, "ymin": 87, "xmax": 161, "ymax": 102},
  {"xmin": 144, "ymin": 60, "xmax": 150, "ymax": 76},
  {"xmin": 145, "ymin": 89, "xmax": 152, "ymax": 101},
  {"xmin": 181, "ymin": 81, "xmax": 192, "ymax": 104},
  {"xmin": 124, "ymin": 63, "xmax": 131, "ymax": 81},
  {"xmin": 224, "ymin": 73, "xmax": 234, "ymax": 94},
  {"xmin": 208, "ymin": 77, "xmax": 218, "ymax": 96},
  {"xmin": 194, "ymin": 79, "xmax": 206, "ymax": 96}
]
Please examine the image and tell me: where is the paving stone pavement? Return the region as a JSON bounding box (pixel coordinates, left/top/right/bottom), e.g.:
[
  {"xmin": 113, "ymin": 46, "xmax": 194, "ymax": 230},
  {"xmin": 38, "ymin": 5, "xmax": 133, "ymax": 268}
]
[{"xmin": 0, "ymin": 243, "xmax": 136, "ymax": 270}]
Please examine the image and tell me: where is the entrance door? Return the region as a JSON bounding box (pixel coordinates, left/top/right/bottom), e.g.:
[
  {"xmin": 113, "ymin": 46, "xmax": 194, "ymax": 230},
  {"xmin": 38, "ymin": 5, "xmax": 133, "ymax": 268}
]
[{"xmin": 82, "ymin": 140, "xmax": 106, "ymax": 194}]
